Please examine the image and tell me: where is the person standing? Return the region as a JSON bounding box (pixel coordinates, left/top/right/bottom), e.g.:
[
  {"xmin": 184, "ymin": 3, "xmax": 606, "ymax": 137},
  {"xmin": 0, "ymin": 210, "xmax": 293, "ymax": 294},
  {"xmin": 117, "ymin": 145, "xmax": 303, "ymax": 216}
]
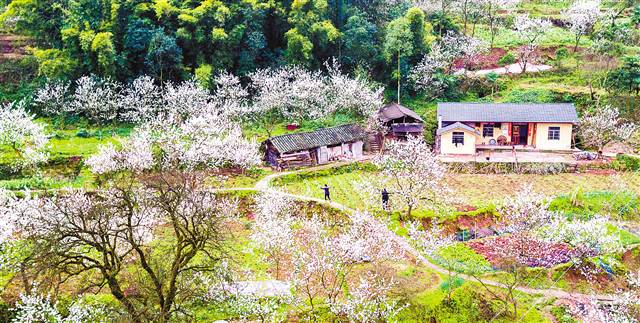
[
  {"xmin": 382, "ymin": 188, "xmax": 390, "ymax": 210},
  {"xmin": 321, "ymin": 184, "xmax": 331, "ymax": 201}
]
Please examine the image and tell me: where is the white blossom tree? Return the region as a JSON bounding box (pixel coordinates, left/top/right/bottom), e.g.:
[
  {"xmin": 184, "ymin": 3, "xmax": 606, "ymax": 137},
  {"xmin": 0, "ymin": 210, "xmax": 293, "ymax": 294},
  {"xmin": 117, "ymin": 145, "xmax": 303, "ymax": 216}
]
[
  {"xmin": 329, "ymin": 272, "xmax": 406, "ymax": 322},
  {"xmin": 372, "ymin": 136, "xmax": 452, "ymax": 220},
  {"xmin": 1, "ymin": 172, "xmax": 239, "ymax": 322},
  {"xmin": 33, "ymin": 80, "xmax": 72, "ymax": 124},
  {"xmin": 497, "ymin": 184, "xmax": 555, "ymax": 234},
  {"xmin": 12, "ymin": 294, "xmax": 115, "ymax": 323},
  {"xmin": 0, "ymin": 102, "xmax": 49, "ymax": 167},
  {"xmin": 250, "ymin": 192, "xmax": 295, "ymax": 280},
  {"xmin": 513, "ymin": 14, "xmax": 552, "ymax": 72},
  {"xmin": 290, "ymin": 211, "xmax": 406, "ymax": 320},
  {"xmin": 409, "ymin": 31, "xmax": 484, "ymax": 96},
  {"xmin": 119, "ymin": 75, "xmax": 162, "ymax": 123},
  {"xmin": 579, "ymin": 106, "xmax": 637, "ymax": 156},
  {"xmin": 247, "ymin": 63, "xmax": 383, "ymax": 137},
  {"xmin": 71, "ymin": 76, "xmax": 120, "ymax": 129},
  {"xmin": 564, "ymin": 0, "xmax": 602, "ymax": 52}
]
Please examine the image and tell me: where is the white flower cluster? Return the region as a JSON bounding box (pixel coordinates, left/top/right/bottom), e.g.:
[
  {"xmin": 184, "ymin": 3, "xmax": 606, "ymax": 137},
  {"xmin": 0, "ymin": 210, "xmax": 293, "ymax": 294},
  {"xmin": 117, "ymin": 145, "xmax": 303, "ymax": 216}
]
[{"xmin": 0, "ymin": 102, "xmax": 49, "ymax": 167}]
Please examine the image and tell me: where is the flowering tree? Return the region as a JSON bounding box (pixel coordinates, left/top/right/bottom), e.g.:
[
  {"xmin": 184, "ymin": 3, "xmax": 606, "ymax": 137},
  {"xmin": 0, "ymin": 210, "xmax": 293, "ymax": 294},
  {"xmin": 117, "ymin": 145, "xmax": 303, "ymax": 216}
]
[
  {"xmin": 290, "ymin": 211, "xmax": 406, "ymax": 320},
  {"xmin": 12, "ymin": 294, "xmax": 115, "ymax": 323},
  {"xmin": 578, "ymin": 106, "xmax": 637, "ymax": 156},
  {"xmin": 1, "ymin": 172, "xmax": 239, "ymax": 322},
  {"xmin": 410, "ymin": 31, "xmax": 484, "ymax": 96},
  {"xmin": 71, "ymin": 76, "xmax": 119, "ymax": 128},
  {"xmin": 564, "ymin": 0, "xmax": 602, "ymax": 51},
  {"xmin": 513, "ymin": 14, "xmax": 552, "ymax": 72},
  {"xmin": 247, "ymin": 63, "xmax": 383, "ymax": 137},
  {"xmin": 329, "ymin": 272, "xmax": 406, "ymax": 322},
  {"xmin": 372, "ymin": 136, "xmax": 452, "ymax": 220},
  {"xmin": 497, "ymin": 184, "xmax": 554, "ymax": 233},
  {"xmin": 119, "ymin": 75, "xmax": 162, "ymax": 123},
  {"xmin": 0, "ymin": 101, "xmax": 49, "ymax": 167},
  {"xmin": 32, "ymin": 80, "xmax": 72, "ymax": 125},
  {"xmin": 250, "ymin": 192, "xmax": 295, "ymax": 280}
]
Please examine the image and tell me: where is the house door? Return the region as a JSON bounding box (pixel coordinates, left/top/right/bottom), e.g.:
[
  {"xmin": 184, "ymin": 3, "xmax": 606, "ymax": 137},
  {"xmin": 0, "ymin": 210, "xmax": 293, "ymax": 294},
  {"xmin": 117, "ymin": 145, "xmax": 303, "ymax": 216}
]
[{"xmin": 511, "ymin": 124, "xmax": 528, "ymax": 145}]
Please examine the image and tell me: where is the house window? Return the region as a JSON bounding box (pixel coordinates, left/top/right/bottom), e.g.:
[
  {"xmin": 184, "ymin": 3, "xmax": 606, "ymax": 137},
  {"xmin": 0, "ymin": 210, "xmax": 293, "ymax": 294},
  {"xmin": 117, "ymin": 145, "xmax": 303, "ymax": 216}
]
[
  {"xmin": 548, "ymin": 126, "xmax": 560, "ymax": 140},
  {"xmin": 483, "ymin": 124, "xmax": 494, "ymax": 137},
  {"xmin": 452, "ymin": 132, "xmax": 464, "ymax": 146}
]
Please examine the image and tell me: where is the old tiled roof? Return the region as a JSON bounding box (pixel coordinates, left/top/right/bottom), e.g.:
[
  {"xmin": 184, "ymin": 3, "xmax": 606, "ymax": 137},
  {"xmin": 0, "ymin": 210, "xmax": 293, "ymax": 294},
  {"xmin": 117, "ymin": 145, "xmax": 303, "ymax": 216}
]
[
  {"xmin": 267, "ymin": 124, "xmax": 366, "ymax": 154},
  {"xmin": 437, "ymin": 103, "xmax": 578, "ymax": 123},
  {"xmin": 436, "ymin": 122, "xmax": 480, "ymax": 135},
  {"xmin": 379, "ymin": 103, "xmax": 424, "ymax": 122}
]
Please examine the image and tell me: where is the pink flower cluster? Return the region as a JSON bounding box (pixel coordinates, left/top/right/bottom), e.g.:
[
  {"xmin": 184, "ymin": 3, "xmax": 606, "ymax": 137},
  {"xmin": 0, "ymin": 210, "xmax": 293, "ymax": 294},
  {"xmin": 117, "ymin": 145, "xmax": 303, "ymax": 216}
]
[{"xmin": 467, "ymin": 235, "xmax": 593, "ymax": 268}]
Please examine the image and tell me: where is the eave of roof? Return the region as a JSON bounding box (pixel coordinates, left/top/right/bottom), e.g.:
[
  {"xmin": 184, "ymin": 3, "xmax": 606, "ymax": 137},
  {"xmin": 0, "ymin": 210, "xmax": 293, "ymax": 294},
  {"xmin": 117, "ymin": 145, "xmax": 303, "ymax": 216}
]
[
  {"xmin": 266, "ymin": 124, "xmax": 366, "ymax": 154},
  {"xmin": 437, "ymin": 103, "xmax": 578, "ymax": 124},
  {"xmin": 436, "ymin": 122, "xmax": 480, "ymax": 135},
  {"xmin": 379, "ymin": 103, "xmax": 424, "ymax": 123}
]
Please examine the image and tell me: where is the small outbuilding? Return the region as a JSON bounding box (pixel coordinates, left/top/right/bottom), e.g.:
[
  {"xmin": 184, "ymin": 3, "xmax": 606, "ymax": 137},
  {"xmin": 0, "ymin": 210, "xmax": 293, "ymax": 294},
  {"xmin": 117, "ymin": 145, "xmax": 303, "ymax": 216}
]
[
  {"xmin": 378, "ymin": 103, "xmax": 425, "ymax": 140},
  {"xmin": 263, "ymin": 124, "xmax": 366, "ymax": 169}
]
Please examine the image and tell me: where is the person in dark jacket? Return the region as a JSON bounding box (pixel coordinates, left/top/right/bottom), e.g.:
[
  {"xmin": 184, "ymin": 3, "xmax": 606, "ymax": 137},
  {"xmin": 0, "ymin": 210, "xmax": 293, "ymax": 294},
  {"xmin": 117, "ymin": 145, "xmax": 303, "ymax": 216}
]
[
  {"xmin": 321, "ymin": 184, "xmax": 331, "ymax": 201},
  {"xmin": 382, "ymin": 188, "xmax": 390, "ymax": 210}
]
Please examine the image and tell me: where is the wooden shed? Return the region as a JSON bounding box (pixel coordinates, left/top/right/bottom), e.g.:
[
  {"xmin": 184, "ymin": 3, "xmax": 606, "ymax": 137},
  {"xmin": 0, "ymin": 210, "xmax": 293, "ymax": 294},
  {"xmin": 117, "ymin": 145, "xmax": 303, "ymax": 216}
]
[
  {"xmin": 263, "ymin": 124, "xmax": 367, "ymax": 169},
  {"xmin": 378, "ymin": 103, "xmax": 425, "ymax": 139}
]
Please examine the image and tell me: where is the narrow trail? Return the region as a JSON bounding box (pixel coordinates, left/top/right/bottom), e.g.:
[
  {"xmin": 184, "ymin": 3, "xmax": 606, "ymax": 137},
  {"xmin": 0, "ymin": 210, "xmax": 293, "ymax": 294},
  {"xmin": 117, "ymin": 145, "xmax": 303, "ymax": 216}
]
[{"xmin": 245, "ymin": 160, "xmax": 617, "ymax": 304}]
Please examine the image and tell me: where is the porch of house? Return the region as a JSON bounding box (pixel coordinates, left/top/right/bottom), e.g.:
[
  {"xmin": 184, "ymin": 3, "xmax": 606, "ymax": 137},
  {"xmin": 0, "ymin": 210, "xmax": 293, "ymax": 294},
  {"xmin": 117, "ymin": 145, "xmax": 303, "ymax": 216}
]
[{"xmin": 438, "ymin": 149, "xmax": 578, "ymax": 163}]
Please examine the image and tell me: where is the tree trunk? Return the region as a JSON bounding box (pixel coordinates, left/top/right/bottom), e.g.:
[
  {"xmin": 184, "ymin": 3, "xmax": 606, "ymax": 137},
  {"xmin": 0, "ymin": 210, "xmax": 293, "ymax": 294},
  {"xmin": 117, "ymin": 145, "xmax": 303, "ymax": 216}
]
[{"xmin": 397, "ymin": 52, "xmax": 401, "ymax": 104}]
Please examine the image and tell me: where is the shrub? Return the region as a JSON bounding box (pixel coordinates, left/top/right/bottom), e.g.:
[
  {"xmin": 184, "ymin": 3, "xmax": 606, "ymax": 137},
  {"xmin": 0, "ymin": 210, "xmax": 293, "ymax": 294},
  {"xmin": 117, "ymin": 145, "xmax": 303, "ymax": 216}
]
[
  {"xmin": 498, "ymin": 52, "xmax": 516, "ymax": 66},
  {"xmin": 76, "ymin": 128, "xmax": 92, "ymax": 138},
  {"xmin": 555, "ymin": 47, "xmax": 569, "ymax": 67},
  {"xmin": 549, "ymin": 190, "xmax": 639, "ymax": 220},
  {"xmin": 612, "ymin": 154, "xmax": 640, "ymax": 171},
  {"xmin": 505, "ymin": 89, "xmax": 556, "ymax": 103}
]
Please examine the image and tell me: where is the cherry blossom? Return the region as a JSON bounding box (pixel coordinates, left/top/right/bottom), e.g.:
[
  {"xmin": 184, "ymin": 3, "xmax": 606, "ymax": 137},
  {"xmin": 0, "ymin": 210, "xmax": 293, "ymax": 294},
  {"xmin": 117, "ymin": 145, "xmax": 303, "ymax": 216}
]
[
  {"xmin": 579, "ymin": 105, "xmax": 637, "ymax": 155},
  {"xmin": 71, "ymin": 76, "xmax": 119, "ymax": 125},
  {"xmin": 250, "ymin": 192, "xmax": 295, "ymax": 279},
  {"xmin": 119, "ymin": 75, "xmax": 162, "ymax": 123},
  {"xmin": 513, "ymin": 14, "xmax": 552, "ymax": 72},
  {"xmin": 564, "ymin": 0, "xmax": 602, "ymax": 51},
  {"xmin": 372, "ymin": 136, "xmax": 453, "ymax": 219},
  {"xmin": 0, "ymin": 101, "xmax": 49, "ymax": 167},
  {"xmin": 410, "ymin": 31, "xmax": 484, "ymax": 96},
  {"xmin": 33, "ymin": 80, "xmax": 71, "ymax": 118},
  {"xmin": 330, "ymin": 272, "xmax": 407, "ymax": 322},
  {"xmin": 12, "ymin": 293, "xmax": 114, "ymax": 323},
  {"xmin": 497, "ymin": 184, "xmax": 555, "ymax": 233}
]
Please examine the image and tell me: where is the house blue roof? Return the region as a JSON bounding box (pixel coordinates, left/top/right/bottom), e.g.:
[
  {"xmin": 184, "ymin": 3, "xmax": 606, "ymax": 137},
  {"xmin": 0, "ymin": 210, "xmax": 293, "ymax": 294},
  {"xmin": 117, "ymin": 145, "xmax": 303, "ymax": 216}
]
[{"xmin": 437, "ymin": 103, "xmax": 578, "ymax": 124}]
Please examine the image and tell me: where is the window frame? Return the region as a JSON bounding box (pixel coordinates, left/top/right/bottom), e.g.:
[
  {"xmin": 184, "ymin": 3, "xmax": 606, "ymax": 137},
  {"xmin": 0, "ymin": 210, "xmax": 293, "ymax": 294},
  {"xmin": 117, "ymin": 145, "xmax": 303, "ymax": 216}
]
[
  {"xmin": 548, "ymin": 126, "xmax": 560, "ymax": 140},
  {"xmin": 452, "ymin": 132, "xmax": 465, "ymax": 146},
  {"xmin": 482, "ymin": 123, "xmax": 494, "ymax": 137}
]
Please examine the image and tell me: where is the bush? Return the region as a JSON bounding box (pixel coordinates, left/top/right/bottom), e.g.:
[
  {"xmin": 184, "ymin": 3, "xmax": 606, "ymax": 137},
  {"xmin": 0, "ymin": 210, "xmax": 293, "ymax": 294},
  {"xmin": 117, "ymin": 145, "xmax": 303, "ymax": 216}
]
[
  {"xmin": 76, "ymin": 128, "xmax": 92, "ymax": 138},
  {"xmin": 612, "ymin": 154, "xmax": 640, "ymax": 171},
  {"xmin": 498, "ymin": 52, "xmax": 516, "ymax": 66},
  {"xmin": 272, "ymin": 162, "xmax": 378, "ymax": 185},
  {"xmin": 549, "ymin": 190, "xmax": 639, "ymax": 220},
  {"xmin": 555, "ymin": 47, "xmax": 569, "ymax": 67},
  {"xmin": 505, "ymin": 89, "xmax": 556, "ymax": 103}
]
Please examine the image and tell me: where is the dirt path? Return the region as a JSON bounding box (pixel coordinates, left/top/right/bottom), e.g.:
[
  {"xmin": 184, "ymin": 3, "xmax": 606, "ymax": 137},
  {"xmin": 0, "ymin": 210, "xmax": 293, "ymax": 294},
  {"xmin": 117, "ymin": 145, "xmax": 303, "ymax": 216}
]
[
  {"xmin": 456, "ymin": 63, "xmax": 553, "ymax": 77},
  {"xmin": 249, "ymin": 161, "xmax": 617, "ymax": 305}
]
